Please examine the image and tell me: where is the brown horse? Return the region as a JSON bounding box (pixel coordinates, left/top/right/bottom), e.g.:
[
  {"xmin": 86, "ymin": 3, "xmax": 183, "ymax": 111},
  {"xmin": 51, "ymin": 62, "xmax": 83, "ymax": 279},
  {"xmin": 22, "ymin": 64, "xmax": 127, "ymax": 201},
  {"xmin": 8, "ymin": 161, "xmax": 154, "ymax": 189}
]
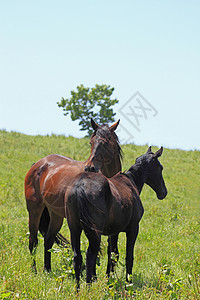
[
  {"xmin": 65, "ymin": 147, "xmax": 167, "ymax": 287},
  {"xmin": 24, "ymin": 119, "xmax": 122, "ymax": 273}
]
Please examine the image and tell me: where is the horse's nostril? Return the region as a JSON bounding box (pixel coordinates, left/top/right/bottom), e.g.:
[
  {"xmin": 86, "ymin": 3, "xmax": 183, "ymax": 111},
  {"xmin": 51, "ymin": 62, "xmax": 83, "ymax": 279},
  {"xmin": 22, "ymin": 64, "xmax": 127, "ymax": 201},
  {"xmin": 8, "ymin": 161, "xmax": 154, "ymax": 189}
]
[
  {"xmin": 84, "ymin": 165, "xmax": 96, "ymax": 173},
  {"xmin": 90, "ymin": 167, "xmax": 95, "ymax": 172},
  {"xmin": 84, "ymin": 166, "xmax": 96, "ymax": 172}
]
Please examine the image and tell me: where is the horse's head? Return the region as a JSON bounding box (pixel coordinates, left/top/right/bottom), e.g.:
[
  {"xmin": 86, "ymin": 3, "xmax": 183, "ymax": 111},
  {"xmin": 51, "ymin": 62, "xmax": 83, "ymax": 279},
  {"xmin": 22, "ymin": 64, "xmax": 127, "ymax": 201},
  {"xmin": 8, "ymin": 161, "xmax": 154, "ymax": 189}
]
[
  {"xmin": 84, "ymin": 118, "xmax": 122, "ymax": 177},
  {"xmin": 136, "ymin": 146, "xmax": 167, "ymax": 199}
]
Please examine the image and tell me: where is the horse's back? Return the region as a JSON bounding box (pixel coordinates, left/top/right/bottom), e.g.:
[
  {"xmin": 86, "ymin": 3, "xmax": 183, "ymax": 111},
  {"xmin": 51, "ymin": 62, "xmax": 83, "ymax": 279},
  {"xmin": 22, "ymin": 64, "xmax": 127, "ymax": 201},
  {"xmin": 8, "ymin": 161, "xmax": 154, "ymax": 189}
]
[
  {"xmin": 25, "ymin": 154, "xmax": 77, "ymax": 191},
  {"xmin": 25, "ymin": 154, "xmax": 85, "ymax": 217}
]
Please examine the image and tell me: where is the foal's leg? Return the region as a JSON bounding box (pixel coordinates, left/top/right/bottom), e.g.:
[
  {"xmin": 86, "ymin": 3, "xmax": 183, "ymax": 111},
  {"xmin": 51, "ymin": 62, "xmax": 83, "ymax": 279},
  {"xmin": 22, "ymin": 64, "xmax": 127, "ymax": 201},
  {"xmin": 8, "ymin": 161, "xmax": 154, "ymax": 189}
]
[
  {"xmin": 70, "ymin": 226, "xmax": 82, "ymax": 289},
  {"xmin": 86, "ymin": 233, "xmax": 101, "ymax": 284},
  {"xmin": 125, "ymin": 224, "xmax": 139, "ymax": 281},
  {"xmin": 106, "ymin": 234, "xmax": 119, "ymax": 277},
  {"xmin": 44, "ymin": 211, "xmax": 63, "ymax": 272}
]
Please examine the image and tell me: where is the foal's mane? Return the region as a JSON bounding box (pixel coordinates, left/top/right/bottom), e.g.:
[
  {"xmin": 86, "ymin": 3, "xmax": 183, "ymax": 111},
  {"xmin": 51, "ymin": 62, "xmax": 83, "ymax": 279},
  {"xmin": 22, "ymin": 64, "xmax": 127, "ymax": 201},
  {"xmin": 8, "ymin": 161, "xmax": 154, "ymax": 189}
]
[
  {"xmin": 123, "ymin": 152, "xmax": 150, "ymax": 180},
  {"xmin": 91, "ymin": 124, "xmax": 123, "ymax": 160},
  {"xmin": 123, "ymin": 149, "xmax": 162, "ymax": 184}
]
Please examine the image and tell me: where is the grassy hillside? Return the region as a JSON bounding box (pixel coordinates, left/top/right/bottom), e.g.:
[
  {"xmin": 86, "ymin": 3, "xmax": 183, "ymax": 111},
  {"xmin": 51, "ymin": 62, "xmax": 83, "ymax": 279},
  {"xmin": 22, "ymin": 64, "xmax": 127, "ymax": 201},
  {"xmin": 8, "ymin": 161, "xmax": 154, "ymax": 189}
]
[{"xmin": 0, "ymin": 130, "xmax": 200, "ymax": 299}]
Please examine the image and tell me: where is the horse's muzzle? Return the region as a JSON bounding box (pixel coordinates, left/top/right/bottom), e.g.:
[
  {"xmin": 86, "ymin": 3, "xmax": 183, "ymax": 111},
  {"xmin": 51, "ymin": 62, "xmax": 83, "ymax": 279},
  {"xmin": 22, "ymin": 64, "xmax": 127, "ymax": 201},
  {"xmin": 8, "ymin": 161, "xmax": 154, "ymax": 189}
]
[
  {"xmin": 157, "ymin": 188, "xmax": 168, "ymax": 200},
  {"xmin": 84, "ymin": 165, "xmax": 97, "ymax": 173}
]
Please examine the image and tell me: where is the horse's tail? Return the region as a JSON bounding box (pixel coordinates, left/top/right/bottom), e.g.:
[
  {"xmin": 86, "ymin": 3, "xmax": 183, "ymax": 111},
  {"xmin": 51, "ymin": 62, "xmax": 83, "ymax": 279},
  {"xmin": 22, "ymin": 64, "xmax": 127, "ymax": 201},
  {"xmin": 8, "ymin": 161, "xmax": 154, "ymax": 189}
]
[
  {"xmin": 78, "ymin": 187, "xmax": 101, "ymax": 250},
  {"xmin": 39, "ymin": 207, "xmax": 70, "ymax": 247},
  {"xmin": 75, "ymin": 178, "xmax": 109, "ymax": 250}
]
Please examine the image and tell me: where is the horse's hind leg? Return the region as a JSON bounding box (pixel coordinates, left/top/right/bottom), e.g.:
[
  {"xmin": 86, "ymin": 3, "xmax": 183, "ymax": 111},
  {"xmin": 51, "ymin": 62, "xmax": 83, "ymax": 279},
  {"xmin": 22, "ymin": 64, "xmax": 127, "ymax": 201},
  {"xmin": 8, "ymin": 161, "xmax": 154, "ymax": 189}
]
[
  {"xmin": 27, "ymin": 203, "xmax": 45, "ymax": 273},
  {"xmin": 106, "ymin": 234, "xmax": 119, "ymax": 277},
  {"xmin": 44, "ymin": 211, "xmax": 64, "ymax": 272},
  {"xmin": 86, "ymin": 232, "xmax": 101, "ymax": 284},
  {"xmin": 70, "ymin": 226, "xmax": 82, "ymax": 289}
]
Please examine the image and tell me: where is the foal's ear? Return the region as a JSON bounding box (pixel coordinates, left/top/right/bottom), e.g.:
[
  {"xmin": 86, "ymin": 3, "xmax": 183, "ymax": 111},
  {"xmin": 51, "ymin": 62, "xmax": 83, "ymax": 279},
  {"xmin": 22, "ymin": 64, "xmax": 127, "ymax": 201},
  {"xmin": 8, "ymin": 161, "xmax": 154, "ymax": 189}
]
[
  {"xmin": 110, "ymin": 119, "xmax": 120, "ymax": 131},
  {"xmin": 146, "ymin": 146, "xmax": 152, "ymax": 154},
  {"xmin": 153, "ymin": 146, "xmax": 163, "ymax": 158},
  {"xmin": 91, "ymin": 118, "xmax": 99, "ymax": 131}
]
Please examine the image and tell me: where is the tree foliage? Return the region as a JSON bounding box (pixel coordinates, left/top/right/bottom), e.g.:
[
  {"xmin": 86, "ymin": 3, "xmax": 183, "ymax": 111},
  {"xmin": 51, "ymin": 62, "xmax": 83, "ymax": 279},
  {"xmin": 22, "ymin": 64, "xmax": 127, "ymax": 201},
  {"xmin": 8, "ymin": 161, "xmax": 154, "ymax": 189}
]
[{"xmin": 57, "ymin": 84, "xmax": 119, "ymax": 135}]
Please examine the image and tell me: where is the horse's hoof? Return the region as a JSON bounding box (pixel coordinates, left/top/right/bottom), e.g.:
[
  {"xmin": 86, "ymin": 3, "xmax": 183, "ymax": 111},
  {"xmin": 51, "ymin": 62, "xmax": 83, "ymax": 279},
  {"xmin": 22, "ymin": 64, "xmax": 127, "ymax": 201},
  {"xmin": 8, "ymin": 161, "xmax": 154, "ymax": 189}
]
[
  {"xmin": 43, "ymin": 268, "xmax": 52, "ymax": 273},
  {"xmin": 31, "ymin": 266, "xmax": 37, "ymax": 274}
]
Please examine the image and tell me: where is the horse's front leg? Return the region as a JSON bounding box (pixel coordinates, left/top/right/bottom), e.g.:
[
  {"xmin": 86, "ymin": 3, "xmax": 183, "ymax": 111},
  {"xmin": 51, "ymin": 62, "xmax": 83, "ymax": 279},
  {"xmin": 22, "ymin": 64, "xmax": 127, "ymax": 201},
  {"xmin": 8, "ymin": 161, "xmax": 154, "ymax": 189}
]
[
  {"xmin": 106, "ymin": 234, "xmax": 119, "ymax": 277},
  {"xmin": 125, "ymin": 223, "xmax": 139, "ymax": 281}
]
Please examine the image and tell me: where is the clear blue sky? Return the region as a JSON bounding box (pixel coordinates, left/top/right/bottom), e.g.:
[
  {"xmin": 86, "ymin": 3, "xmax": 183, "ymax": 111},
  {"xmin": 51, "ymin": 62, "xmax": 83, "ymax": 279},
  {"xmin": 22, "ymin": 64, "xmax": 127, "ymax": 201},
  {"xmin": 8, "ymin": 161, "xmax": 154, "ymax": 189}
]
[{"xmin": 0, "ymin": 0, "xmax": 200, "ymax": 150}]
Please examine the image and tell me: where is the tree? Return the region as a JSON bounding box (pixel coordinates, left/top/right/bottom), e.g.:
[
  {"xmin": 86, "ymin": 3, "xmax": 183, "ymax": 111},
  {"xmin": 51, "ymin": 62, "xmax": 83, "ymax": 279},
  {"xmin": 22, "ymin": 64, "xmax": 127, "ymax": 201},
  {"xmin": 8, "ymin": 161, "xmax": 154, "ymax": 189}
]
[{"xmin": 57, "ymin": 84, "xmax": 119, "ymax": 136}]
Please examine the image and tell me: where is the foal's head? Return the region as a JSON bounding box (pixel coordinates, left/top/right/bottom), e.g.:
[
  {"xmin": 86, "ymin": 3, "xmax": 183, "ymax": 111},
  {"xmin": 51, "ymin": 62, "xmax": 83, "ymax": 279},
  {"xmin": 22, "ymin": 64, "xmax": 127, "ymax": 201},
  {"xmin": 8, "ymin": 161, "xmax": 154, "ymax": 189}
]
[
  {"xmin": 84, "ymin": 119, "xmax": 122, "ymax": 176},
  {"xmin": 136, "ymin": 146, "xmax": 167, "ymax": 199}
]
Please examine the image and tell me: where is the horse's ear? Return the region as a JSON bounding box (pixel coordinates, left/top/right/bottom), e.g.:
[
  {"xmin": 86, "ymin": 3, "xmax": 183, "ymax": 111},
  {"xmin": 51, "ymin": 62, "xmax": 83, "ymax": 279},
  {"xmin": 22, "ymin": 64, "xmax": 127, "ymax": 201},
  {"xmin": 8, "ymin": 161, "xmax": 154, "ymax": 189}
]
[
  {"xmin": 154, "ymin": 147, "xmax": 163, "ymax": 158},
  {"xmin": 110, "ymin": 119, "xmax": 120, "ymax": 131},
  {"xmin": 91, "ymin": 118, "xmax": 99, "ymax": 131},
  {"xmin": 146, "ymin": 146, "xmax": 152, "ymax": 154}
]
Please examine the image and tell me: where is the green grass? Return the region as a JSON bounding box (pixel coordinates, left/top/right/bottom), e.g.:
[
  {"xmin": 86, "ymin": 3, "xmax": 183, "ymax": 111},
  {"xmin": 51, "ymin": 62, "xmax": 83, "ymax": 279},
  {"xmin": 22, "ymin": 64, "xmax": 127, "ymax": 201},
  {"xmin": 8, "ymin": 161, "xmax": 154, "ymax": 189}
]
[{"xmin": 0, "ymin": 130, "xmax": 200, "ymax": 299}]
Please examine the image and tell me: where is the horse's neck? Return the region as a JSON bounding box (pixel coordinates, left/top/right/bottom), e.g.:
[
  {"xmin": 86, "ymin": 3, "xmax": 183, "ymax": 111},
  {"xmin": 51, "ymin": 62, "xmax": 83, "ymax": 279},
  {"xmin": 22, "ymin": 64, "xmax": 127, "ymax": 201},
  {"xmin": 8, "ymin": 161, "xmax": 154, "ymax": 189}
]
[
  {"xmin": 127, "ymin": 163, "xmax": 146, "ymax": 194},
  {"xmin": 102, "ymin": 155, "xmax": 122, "ymax": 178}
]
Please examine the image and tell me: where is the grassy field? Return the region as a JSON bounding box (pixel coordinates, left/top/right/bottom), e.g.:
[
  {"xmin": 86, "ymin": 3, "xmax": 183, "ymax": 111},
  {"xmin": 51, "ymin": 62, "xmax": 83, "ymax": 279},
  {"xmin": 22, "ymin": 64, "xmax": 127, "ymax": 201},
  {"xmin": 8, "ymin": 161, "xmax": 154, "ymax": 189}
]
[{"xmin": 0, "ymin": 130, "xmax": 200, "ymax": 299}]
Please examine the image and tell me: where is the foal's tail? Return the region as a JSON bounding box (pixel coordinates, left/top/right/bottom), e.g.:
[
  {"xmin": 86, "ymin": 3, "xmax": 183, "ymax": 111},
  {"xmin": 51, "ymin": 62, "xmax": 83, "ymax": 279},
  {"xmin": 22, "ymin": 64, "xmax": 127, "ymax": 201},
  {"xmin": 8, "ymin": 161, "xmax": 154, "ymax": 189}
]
[
  {"xmin": 39, "ymin": 207, "xmax": 70, "ymax": 247},
  {"xmin": 78, "ymin": 189, "xmax": 101, "ymax": 250},
  {"xmin": 76, "ymin": 180, "xmax": 109, "ymax": 250}
]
